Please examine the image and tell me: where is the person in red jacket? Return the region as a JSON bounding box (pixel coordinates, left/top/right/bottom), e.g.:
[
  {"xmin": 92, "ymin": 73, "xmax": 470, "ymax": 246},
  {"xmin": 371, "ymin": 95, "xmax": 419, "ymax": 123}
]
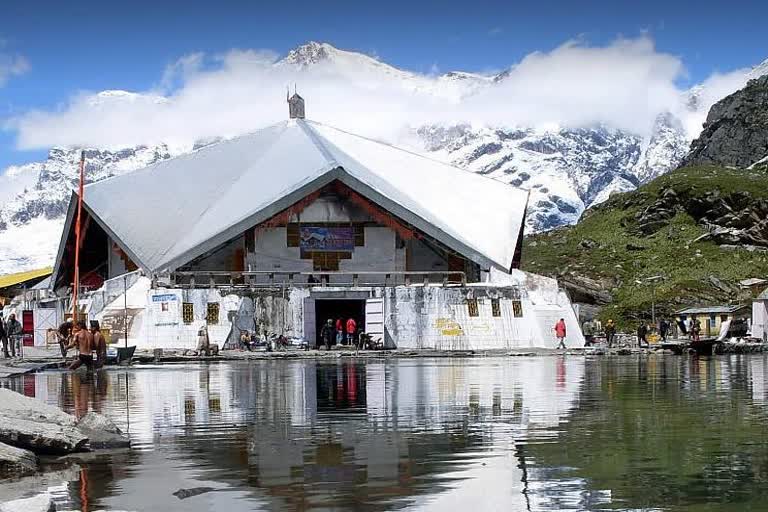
[
  {"xmin": 346, "ymin": 317, "xmax": 357, "ymax": 346},
  {"xmin": 335, "ymin": 318, "xmax": 344, "ymax": 345},
  {"xmin": 554, "ymin": 318, "xmax": 567, "ymax": 349}
]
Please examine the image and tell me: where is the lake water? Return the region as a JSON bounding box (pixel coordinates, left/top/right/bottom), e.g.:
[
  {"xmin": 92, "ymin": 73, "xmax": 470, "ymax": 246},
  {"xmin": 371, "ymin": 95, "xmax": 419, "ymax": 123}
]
[{"xmin": 3, "ymin": 355, "xmax": 768, "ymax": 511}]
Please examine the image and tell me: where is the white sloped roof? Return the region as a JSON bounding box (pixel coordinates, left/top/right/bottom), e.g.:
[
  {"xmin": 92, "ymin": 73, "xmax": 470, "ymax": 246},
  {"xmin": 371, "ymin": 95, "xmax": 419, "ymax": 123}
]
[{"xmin": 73, "ymin": 119, "xmax": 528, "ymax": 274}]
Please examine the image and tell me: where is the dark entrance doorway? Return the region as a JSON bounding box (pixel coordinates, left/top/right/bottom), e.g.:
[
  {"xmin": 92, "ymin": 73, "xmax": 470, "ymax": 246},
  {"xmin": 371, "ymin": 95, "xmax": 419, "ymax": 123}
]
[{"xmin": 315, "ymin": 299, "xmax": 365, "ymax": 347}]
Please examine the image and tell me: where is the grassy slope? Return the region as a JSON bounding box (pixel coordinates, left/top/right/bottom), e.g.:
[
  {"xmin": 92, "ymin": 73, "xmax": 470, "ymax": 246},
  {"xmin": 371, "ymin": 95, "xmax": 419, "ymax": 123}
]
[{"xmin": 522, "ymin": 166, "xmax": 768, "ymax": 326}]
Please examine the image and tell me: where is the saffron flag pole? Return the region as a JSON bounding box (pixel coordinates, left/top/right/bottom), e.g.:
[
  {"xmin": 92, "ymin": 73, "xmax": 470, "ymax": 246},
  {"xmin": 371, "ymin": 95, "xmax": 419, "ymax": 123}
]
[{"xmin": 72, "ymin": 150, "xmax": 85, "ymax": 323}]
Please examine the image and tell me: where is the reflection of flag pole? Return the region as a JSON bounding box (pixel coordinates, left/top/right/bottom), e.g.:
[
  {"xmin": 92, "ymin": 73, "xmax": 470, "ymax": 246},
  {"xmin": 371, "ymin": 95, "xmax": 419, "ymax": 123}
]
[
  {"xmin": 123, "ymin": 275, "xmax": 128, "ymax": 348},
  {"xmin": 72, "ymin": 151, "xmax": 85, "ymax": 323}
]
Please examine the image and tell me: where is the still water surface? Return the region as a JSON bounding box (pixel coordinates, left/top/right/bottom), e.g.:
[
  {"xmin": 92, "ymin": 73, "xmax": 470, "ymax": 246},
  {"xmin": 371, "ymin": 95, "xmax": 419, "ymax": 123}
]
[{"xmin": 4, "ymin": 355, "xmax": 768, "ymax": 511}]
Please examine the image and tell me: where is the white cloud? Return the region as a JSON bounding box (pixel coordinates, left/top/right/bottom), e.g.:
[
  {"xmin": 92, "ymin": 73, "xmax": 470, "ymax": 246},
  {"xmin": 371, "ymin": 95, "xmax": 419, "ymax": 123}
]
[
  {"xmin": 2, "ymin": 36, "xmax": 753, "ymax": 151},
  {"xmin": 461, "ymin": 37, "xmax": 685, "ymax": 135},
  {"xmin": 0, "ymin": 50, "xmax": 29, "ymax": 86},
  {"xmin": 681, "ymin": 68, "xmax": 753, "ymax": 136}
]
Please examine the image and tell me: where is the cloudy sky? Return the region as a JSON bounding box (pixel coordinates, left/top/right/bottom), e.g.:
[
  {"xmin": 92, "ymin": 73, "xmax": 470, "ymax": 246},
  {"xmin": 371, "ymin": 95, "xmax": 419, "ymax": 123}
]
[{"xmin": 1, "ymin": 0, "xmax": 767, "ymax": 170}]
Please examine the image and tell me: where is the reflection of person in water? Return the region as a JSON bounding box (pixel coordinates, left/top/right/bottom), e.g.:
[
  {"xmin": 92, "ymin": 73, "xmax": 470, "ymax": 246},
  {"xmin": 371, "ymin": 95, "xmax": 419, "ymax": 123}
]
[
  {"xmin": 72, "ymin": 371, "xmax": 95, "ymax": 420},
  {"xmin": 69, "ymin": 369, "xmax": 110, "ymax": 418},
  {"xmin": 556, "ymin": 355, "xmax": 566, "ymax": 390}
]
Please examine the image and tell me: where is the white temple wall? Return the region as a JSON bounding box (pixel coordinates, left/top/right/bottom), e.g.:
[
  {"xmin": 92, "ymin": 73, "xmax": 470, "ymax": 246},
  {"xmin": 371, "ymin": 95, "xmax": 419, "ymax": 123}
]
[
  {"xmin": 405, "ymin": 238, "xmax": 449, "ymax": 271},
  {"xmin": 186, "ymin": 235, "xmax": 244, "ymax": 271},
  {"xmin": 292, "ymin": 196, "xmax": 371, "ymax": 223},
  {"xmin": 753, "ymin": 300, "xmax": 768, "ymax": 342},
  {"xmin": 383, "ymin": 286, "xmax": 585, "ymax": 350},
  {"xmin": 248, "ymin": 227, "xmax": 313, "ymax": 273},
  {"xmin": 90, "ymin": 274, "xmax": 583, "ymax": 351},
  {"xmin": 247, "ymin": 226, "xmax": 405, "ymax": 284}
]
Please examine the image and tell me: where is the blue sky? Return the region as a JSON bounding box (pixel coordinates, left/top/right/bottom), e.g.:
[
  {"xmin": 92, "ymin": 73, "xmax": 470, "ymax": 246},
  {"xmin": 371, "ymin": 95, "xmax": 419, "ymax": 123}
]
[{"xmin": 1, "ymin": 0, "xmax": 767, "ymax": 170}]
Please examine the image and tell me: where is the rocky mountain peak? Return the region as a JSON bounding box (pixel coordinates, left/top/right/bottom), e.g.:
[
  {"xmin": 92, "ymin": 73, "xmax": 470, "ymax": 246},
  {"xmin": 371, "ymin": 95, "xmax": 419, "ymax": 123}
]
[
  {"xmin": 282, "ymin": 41, "xmax": 336, "ymax": 67},
  {"xmin": 681, "ymin": 74, "xmax": 768, "ymax": 168}
]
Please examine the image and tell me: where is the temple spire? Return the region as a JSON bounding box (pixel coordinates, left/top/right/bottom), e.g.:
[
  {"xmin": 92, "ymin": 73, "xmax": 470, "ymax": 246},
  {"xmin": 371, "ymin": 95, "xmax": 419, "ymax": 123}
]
[{"xmin": 287, "ymin": 89, "xmax": 305, "ymax": 119}]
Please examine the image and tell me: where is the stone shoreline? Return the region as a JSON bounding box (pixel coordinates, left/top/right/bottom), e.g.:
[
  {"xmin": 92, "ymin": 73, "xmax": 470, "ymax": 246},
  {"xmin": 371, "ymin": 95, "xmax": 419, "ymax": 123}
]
[
  {"xmin": 0, "ymin": 388, "xmax": 131, "ymax": 511},
  {"xmin": 2, "ymin": 341, "xmax": 766, "ymax": 370}
]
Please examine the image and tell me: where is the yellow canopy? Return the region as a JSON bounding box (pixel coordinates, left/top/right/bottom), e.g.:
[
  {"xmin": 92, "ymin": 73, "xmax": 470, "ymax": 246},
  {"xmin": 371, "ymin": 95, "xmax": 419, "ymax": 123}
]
[{"xmin": 0, "ymin": 267, "xmax": 53, "ymax": 289}]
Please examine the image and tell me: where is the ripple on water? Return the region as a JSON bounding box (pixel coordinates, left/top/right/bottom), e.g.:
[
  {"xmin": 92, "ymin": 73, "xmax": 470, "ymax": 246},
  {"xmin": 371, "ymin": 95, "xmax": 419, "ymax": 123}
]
[{"xmin": 3, "ymin": 355, "xmax": 768, "ymax": 511}]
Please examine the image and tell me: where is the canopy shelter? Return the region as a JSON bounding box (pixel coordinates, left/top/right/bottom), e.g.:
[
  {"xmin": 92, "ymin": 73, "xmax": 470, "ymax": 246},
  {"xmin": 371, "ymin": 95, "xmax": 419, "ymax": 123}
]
[
  {"xmin": 0, "ymin": 267, "xmax": 52, "ymax": 303},
  {"xmin": 53, "ymin": 119, "xmax": 529, "ymax": 289}
]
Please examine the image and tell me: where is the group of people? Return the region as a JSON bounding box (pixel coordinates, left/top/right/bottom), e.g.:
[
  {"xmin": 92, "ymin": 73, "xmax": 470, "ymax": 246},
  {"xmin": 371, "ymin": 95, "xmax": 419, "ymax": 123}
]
[
  {"xmin": 57, "ymin": 319, "xmax": 108, "ymax": 371},
  {"xmin": 237, "ymin": 329, "xmax": 290, "ymax": 352},
  {"xmin": 679, "ymin": 317, "xmax": 702, "ymax": 342},
  {"xmin": 320, "ymin": 317, "xmax": 358, "ymax": 350},
  {"xmin": 0, "ymin": 312, "xmax": 22, "ymax": 358},
  {"xmin": 636, "ymin": 318, "xmax": 672, "ymax": 347},
  {"xmin": 573, "ymin": 317, "xmax": 675, "ymax": 349}
]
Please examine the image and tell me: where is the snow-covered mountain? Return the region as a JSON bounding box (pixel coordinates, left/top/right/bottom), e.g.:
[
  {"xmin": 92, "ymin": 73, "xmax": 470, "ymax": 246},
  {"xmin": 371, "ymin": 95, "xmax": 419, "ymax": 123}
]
[
  {"xmin": 0, "ymin": 144, "xmax": 181, "ymax": 273},
  {"xmin": 0, "ymin": 42, "xmax": 766, "ymax": 275}
]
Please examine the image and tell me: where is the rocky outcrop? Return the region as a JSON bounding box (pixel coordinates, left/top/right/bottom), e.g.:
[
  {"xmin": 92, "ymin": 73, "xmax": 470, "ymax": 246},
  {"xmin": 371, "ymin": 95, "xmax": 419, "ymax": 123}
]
[
  {"xmin": 560, "ymin": 275, "xmax": 614, "ymax": 305},
  {"xmin": 0, "ymin": 416, "xmax": 88, "ymax": 456},
  {"xmin": 628, "ymin": 183, "xmax": 768, "ymax": 247},
  {"xmin": 76, "ymin": 412, "xmax": 130, "ymax": 449},
  {"xmin": 0, "ymin": 493, "xmax": 54, "ymax": 512},
  {"xmin": 0, "ymin": 388, "xmax": 77, "ymax": 427},
  {"xmin": 682, "ymin": 75, "xmax": 768, "ymax": 168},
  {"xmin": 0, "ymin": 442, "xmax": 37, "ymax": 476},
  {"xmin": 0, "ymin": 389, "xmax": 87, "ymax": 455}
]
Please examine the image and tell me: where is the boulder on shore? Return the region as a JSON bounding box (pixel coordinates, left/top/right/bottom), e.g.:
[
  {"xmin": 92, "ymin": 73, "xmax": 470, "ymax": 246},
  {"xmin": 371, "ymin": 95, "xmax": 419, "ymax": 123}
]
[
  {"xmin": 0, "ymin": 389, "xmax": 77, "ymax": 427},
  {"xmin": 0, "ymin": 389, "xmax": 88, "ymax": 455},
  {"xmin": 0, "ymin": 442, "xmax": 37, "ymax": 476},
  {"xmin": 0, "ymin": 492, "xmax": 54, "ymax": 512},
  {"xmin": 77, "ymin": 412, "xmax": 131, "ymax": 449},
  {"xmin": 0, "ymin": 416, "xmax": 88, "ymax": 455}
]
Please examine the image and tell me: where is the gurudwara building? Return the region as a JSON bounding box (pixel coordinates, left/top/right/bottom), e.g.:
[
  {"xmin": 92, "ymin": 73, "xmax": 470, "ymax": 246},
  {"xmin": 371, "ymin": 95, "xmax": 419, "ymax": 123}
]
[{"xmin": 51, "ymin": 96, "xmax": 584, "ymax": 350}]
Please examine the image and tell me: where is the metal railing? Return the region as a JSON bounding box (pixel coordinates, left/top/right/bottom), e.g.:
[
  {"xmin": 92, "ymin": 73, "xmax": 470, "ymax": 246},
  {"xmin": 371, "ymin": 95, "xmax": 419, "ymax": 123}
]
[{"xmin": 164, "ymin": 270, "xmax": 467, "ymax": 289}]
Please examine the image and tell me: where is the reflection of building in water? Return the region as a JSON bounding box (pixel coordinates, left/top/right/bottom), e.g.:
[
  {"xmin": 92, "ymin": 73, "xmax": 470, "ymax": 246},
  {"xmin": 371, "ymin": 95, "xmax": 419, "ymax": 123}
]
[
  {"xmin": 316, "ymin": 361, "xmax": 367, "ymax": 411},
  {"xmin": 2, "ymin": 359, "xmax": 589, "ymax": 511},
  {"xmin": 246, "ymin": 358, "xmax": 585, "ymax": 510},
  {"xmin": 751, "ymin": 356, "xmax": 768, "ymax": 403}
]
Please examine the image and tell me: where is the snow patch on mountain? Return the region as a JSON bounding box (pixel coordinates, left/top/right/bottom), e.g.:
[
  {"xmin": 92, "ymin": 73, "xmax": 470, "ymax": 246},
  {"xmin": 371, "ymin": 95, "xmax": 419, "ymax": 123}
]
[
  {"xmin": 417, "ymin": 123, "xmax": 649, "ymax": 230},
  {"xmin": 0, "ymin": 144, "xmax": 181, "ymax": 274}
]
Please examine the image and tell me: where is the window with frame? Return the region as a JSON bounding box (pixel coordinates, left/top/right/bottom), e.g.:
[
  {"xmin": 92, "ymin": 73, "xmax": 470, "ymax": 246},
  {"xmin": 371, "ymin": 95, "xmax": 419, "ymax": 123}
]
[
  {"xmin": 511, "ymin": 300, "xmax": 523, "ymax": 318},
  {"xmin": 467, "ymin": 298, "xmax": 479, "ymax": 317},
  {"xmin": 182, "ymin": 303, "xmax": 194, "ymax": 324},
  {"xmin": 312, "ymin": 251, "xmax": 342, "ymax": 271},
  {"xmin": 491, "ymin": 298, "xmax": 501, "ymax": 317},
  {"xmin": 206, "ymin": 302, "xmax": 220, "ymax": 324}
]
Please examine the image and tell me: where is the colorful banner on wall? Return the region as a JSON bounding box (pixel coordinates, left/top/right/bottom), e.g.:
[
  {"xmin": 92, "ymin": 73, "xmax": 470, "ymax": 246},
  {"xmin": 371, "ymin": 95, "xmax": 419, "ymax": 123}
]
[
  {"xmin": 299, "ymin": 226, "xmax": 354, "ymax": 252},
  {"xmin": 151, "ymin": 293, "xmax": 179, "ymax": 326}
]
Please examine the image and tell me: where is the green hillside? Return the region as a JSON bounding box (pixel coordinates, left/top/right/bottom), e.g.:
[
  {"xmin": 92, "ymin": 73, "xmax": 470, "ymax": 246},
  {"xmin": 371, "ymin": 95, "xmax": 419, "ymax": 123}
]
[{"xmin": 522, "ymin": 165, "xmax": 768, "ymax": 327}]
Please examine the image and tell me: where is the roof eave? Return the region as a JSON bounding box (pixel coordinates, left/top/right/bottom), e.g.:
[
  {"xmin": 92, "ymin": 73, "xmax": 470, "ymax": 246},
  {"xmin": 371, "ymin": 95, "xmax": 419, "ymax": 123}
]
[
  {"xmin": 334, "ymin": 171, "xmax": 508, "ymax": 272},
  {"xmin": 508, "ymin": 189, "xmax": 530, "ymax": 273},
  {"xmin": 51, "ymin": 191, "xmax": 77, "ymax": 289}
]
